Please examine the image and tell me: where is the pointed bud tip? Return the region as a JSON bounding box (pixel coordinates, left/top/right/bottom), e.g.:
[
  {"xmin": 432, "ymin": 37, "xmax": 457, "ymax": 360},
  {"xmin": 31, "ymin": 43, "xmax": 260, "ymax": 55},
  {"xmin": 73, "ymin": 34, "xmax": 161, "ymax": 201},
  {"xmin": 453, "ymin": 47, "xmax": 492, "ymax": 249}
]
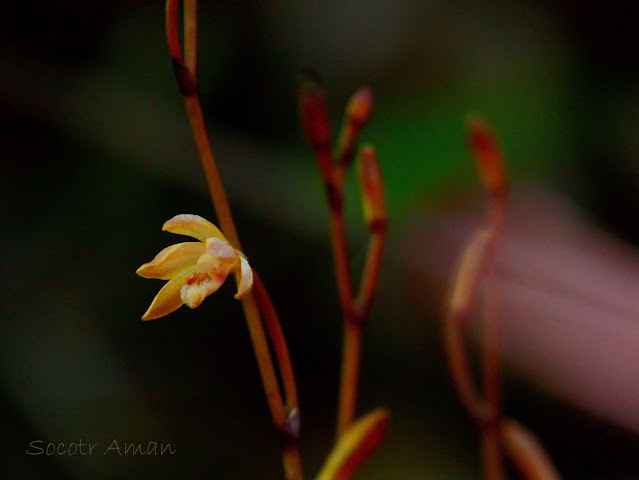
[
  {"xmin": 357, "ymin": 145, "xmax": 386, "ymax": 228},
  {"xmin": 347, "ymin": 86, "xmax": 374, "ymax": 127},
  {"xmin": 465, "ymin": 115, "xmax": 507, "ymax": 197},
  {"xmin": 466, "ymin": 115, "xmax": 495, "ymax": 155},
  {"xmin": 298, "ymin": 71, "xmax": 331, "ymax": 152},
  {"xmin": 316, "ymin": 408, "xmax": 390, "ymax": 480}
]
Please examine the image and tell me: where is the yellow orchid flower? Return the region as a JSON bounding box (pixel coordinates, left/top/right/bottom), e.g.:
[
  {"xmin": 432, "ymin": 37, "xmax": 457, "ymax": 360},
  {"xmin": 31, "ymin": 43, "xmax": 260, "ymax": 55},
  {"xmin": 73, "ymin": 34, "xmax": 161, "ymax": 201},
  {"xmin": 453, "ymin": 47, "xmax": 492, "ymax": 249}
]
[{"xmin": 136, "ymin": 214, "xmax": 253, "ymax": 321}]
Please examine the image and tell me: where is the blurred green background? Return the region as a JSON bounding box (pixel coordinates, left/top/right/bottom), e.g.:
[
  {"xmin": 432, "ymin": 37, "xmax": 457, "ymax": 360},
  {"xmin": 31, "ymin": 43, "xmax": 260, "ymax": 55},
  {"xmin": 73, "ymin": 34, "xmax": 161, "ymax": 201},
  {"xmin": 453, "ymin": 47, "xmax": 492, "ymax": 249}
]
[{"xmin": 2, "ymin": 1, "xmax": 639, "ymax": 478}]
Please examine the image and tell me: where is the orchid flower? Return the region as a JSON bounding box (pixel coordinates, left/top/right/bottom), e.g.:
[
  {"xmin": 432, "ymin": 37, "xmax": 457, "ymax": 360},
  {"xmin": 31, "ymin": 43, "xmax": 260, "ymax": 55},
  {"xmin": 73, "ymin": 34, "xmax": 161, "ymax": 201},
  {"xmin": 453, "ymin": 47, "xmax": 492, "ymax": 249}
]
[{"xmin": 137, "ymin": 214, "xmax": 253, "ymax": 320}]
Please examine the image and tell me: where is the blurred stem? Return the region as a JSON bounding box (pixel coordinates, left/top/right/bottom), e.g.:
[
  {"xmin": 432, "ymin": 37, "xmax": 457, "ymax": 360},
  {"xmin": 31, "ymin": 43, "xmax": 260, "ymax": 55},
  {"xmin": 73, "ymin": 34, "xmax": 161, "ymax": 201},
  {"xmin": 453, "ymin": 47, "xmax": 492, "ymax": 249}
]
[
  {"xmin": 337, "ymin": 320, "xmax": 363, "ymax": 437},
  {"xmin": 501, "ymin": 419, "xmax": 563, "ymax": 480},
  {"xmin": 354, "ymin": 229, "xmax": 386, "ymax": 319},
  {"xmin": 182, "ymin": 96, "xmax": 241, "ymax": 248},
  {"xmin": 336, "ymin": 200, "xmax": 386, "ymax": 438},
  {"xmin": 283, "ymin": 444, "xmax": 304, "ymax": 480},
  {"xmin": 443, "ymin": 227, "xmax": 497, "ymax": 425},
  {"xmin": 322, "ymin": 100, "xmax": 384, "ymax": 439},
  {"xmin": 329, "ymin": 197, "xmax": 361, "ymax": 437},
  {"xmin": 482, "ymin": 427, "xmax": 504, "ymax": 480},
  {"xmin": 329, "ymin": 205, "xmax": 354, "ymax": 315},
  {"xmin": 183, "ymin": 0, "xmax": 197, "ymax": 77},
  {"xmin": 166, "ymin": 2, "xmax": 304, "ymax": 479},
  {"xmin": 254, "ymin": 273, "xmax": 299, "ymax": 410},
  {"xmin": 480, "ymin": 197, "xmax": 506, "ymax": 480},
  {"xmin": 443, "ymin": 306, "xmax": 495, "ymax": 425}
]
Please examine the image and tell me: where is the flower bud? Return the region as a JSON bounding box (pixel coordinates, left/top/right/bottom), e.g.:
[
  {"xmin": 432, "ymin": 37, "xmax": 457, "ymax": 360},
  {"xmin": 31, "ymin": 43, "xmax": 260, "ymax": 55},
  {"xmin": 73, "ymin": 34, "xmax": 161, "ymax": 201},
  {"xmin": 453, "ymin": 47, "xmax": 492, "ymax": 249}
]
[
  {"xmin": 467, "ymin": 116, "xmax": 508, "ymax": 198},
  {"xmin": 298, "ymin": 72, "xmax": 332, "ymax": 154},
  {"xmin": 357, "ymin": 145, "xmax": 386, "ymax": 232},
  {"xmin": 346, "ymin": 86, "xmax": 374, "ymax": 129},
  {"xmin": 316, "ymin": 409, "xmax": 390, "ymax": 480},
  {"xmin": 337, "ymin": 86, "xmax": 374, "ymax": 167}
]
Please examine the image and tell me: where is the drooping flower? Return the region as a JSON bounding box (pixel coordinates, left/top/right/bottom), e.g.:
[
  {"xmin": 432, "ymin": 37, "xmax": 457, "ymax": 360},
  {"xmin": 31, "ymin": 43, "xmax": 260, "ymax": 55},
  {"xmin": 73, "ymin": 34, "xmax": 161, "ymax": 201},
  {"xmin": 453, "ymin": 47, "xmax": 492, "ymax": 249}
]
[{"xmin": 136, "ymin": 214, "xmax": 253, "ymax": 320}]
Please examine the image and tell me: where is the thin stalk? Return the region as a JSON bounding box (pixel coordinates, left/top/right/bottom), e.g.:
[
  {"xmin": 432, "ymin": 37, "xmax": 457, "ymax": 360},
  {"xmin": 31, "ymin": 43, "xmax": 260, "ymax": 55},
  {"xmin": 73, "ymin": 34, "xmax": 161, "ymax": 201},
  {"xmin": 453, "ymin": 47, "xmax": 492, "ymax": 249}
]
[
  {"xmin": 480, "ymin": 197, "xmax": 506, "ymax": 480},
  {"xmin": 328, "ymin": 206, "xmax": 354, "ymax": 315},
  {"xmin": 336, "ymin": 222, "xmax": 386, "ymax": 438},
  {"xmin": 182, "ymin": 95, "xmax": 241, "ymax": 249},
  {"xmin": 354, "ymin": 229, "xmax": 386, "ymax": 319},
  {"xmin": 330, "ymin": 203, "xmax": 359, "ymax": 437},
  {"xmin": 481, "ymin": 428, "xmax": 504, "ymax": 480},
  {"xmin": 337, "ymin": 320, "xmax": 363, "ymax": 437},
  {"xmin": 183, "ymin": 0, "xmax": 197, "ymax": 76},
  {"xmin": 254, "ymin": 273, "xmax": 299, "ymax": 409},
  {"xmin": 443, "ymin": 307, "xmax": 495, "ymax": 425},
  {"xmin": 166, "ymin": 2, "xmax": 304, "ymax": 478}
]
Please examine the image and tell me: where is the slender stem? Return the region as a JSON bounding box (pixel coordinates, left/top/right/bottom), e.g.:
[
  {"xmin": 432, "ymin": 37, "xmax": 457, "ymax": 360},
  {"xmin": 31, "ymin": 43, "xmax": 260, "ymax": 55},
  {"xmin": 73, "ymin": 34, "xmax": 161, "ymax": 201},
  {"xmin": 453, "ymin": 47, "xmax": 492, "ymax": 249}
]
[
  {"xmin": 166, "ymin": 3, "xmax": 304, "ymax": 479},
  {"xmin": 183, "ymin": 95, "xmax": 242, "ymax": 250},
  {"xmin": 183, "ymin": 0, "xmax": 198, "ymax": 76},
  {"xmin": 443, "ymin": 227, "xmax": 497, "ymax": 424},
  {"xmin": 176, "ymin": 1, "xmax": 275, "ymax": 415},
  {"xmin": 443, "ymin": 307, "xmax": 495, "ymax": 425},
  {"xmin": 165, "ymin": 0, "xmax": 182, "ymax": 62},
  {"xmin": 336, "ymin": 320, "xmax": 362, "ymax": 437},
  {"xmin": 240, "ymin": 294, "xmax": 287, "ymax": 426},
  {"xmin": 335, "ymin": 226, "xmax": 385, "ymax": 438},
  {"xmin": 500, "ymin": 419, "xmax": 563, "ymax": 480},
  {"xmin": 328, "ymin": 207, "xmax": 354, "ymax": 315},
  {"xmin": 481, "ymin": 427, "xmax": 504, "ymax": 480},
  {"xmin": 327, "ymin": 187, "xmax": 360, "ymax": 437},
  {"xmin": 254, "ymin": 273, "xmax": 299, "ymax": 409},
  {"xmin": 479, "ymin": 197, "xmax": 506, "ymax": 480},
  {"xmin": 282, "ymin": 444, "xmax": 305, "ymax": 480},
  {"xmin": 480, "ymin": 261, "xmax": 504, "ymax": 480},
  {"xmin": 482, "ymin": 199, "xmax": 505, "ymax": 410},
  {"xmin": 354, "ymin": 230, "xmax": 385, "ymax": 319},
  {"xmin": 241, "ymin": 291, "xmax": 306, "ymax": 480}
]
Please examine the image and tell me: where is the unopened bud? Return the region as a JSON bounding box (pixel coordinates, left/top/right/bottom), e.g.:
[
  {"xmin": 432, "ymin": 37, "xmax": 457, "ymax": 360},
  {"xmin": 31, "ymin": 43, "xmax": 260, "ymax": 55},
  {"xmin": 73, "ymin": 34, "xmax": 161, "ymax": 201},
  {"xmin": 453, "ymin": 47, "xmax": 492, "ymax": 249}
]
[
  {"xmin": 346, "ymin": 86, "xmax": 374, "ymax": 129},
  {"xmin": 298, "ymin": 72, "xmax": 332, "ymax": 154},
  {"xmin": 357, "ymin": 145, "xmax": 386, "ymax": 232},
  {"xmin": 316, "ymin": 409, "xmax": 390, "ymax": 480},
  {"xmin": 467, "ymin": 116, "xmax": 508, "ymax": 198},
  {"xmin": 337, "ymin": 86, "xmax": 374, "ymax": 167}
]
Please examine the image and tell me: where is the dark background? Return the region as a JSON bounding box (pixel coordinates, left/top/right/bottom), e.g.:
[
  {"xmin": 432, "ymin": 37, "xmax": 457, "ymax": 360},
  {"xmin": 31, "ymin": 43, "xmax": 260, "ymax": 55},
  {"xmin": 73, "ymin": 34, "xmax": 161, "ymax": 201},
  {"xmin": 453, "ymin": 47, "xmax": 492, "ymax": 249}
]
[{"xmin": 2, "ymin": 1, "xmax": 639, "ymax": 478}]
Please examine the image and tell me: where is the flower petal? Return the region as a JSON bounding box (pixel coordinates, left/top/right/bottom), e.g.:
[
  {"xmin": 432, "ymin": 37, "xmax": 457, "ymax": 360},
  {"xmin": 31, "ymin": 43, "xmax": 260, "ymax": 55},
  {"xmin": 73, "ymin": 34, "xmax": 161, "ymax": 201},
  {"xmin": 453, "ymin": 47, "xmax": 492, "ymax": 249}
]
[
  {"xmin": 180, "ymin": 268, "xmax": 230, "ymax": 308},
  {"xmin": 206, "ymin": 237, "xmax": 238, "ymax": 265},
  {"xmin": 162, "ymin": 214, "xmax": 225, "ymax": 242},
  {"xmin": 141, "ymin": 269, "xmax": 192, "ymax": 321},
  {"xmin": 233, "ymin": 255, "xmax": 253, "ymax": 299},
  {"xmin": 136, "ymin": 242, "xmax": 205, "ymax": 279}
]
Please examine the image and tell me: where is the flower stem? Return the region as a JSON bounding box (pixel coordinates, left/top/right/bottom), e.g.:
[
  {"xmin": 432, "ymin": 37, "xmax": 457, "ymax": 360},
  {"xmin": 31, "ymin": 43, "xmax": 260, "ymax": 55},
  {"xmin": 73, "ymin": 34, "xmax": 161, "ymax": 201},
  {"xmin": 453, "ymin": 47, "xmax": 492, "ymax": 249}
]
[
  {"xmin": 165, "ymin": 2, "xmax": 304, "ymax": 478},
  {"xmin": 182, "ymin": 95, "xmax": 241, "ymax": 249},
  {"xmin": 354, "ymin": 227, "xmax": 386, "ymax": 320},
  {"xmin": 327, "ymin": 192, "xmax": 361, "ymax": 437},
  {"xmin": 328, "ymin": 201, "xmax": 354, "ymax": 314},
  {"xmin": 183, "ymin": 0, "xmax": 197, "ymax": 77},
  {"xmin": 337, "ymin": 320, "xmax": 363, "ymax": 437},
  {"xmin": 300, "ymin": 86, "xmax": 385, "ymax": 439},
  {"xmin": 479, "ymin": 197, "xmax": 506, "ymax": 480},
  {"xmin": 254, "ymin": 273, "xmax": 299, "ymax": 410}
]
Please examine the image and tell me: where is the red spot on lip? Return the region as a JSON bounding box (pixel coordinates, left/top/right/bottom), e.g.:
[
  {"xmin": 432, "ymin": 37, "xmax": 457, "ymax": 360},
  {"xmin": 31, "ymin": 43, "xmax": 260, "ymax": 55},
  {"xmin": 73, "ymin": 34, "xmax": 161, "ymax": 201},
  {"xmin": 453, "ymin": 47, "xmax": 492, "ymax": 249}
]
[{"xmin": 186, "ymin": 272, "xmax": 205, "ymax": 285}]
